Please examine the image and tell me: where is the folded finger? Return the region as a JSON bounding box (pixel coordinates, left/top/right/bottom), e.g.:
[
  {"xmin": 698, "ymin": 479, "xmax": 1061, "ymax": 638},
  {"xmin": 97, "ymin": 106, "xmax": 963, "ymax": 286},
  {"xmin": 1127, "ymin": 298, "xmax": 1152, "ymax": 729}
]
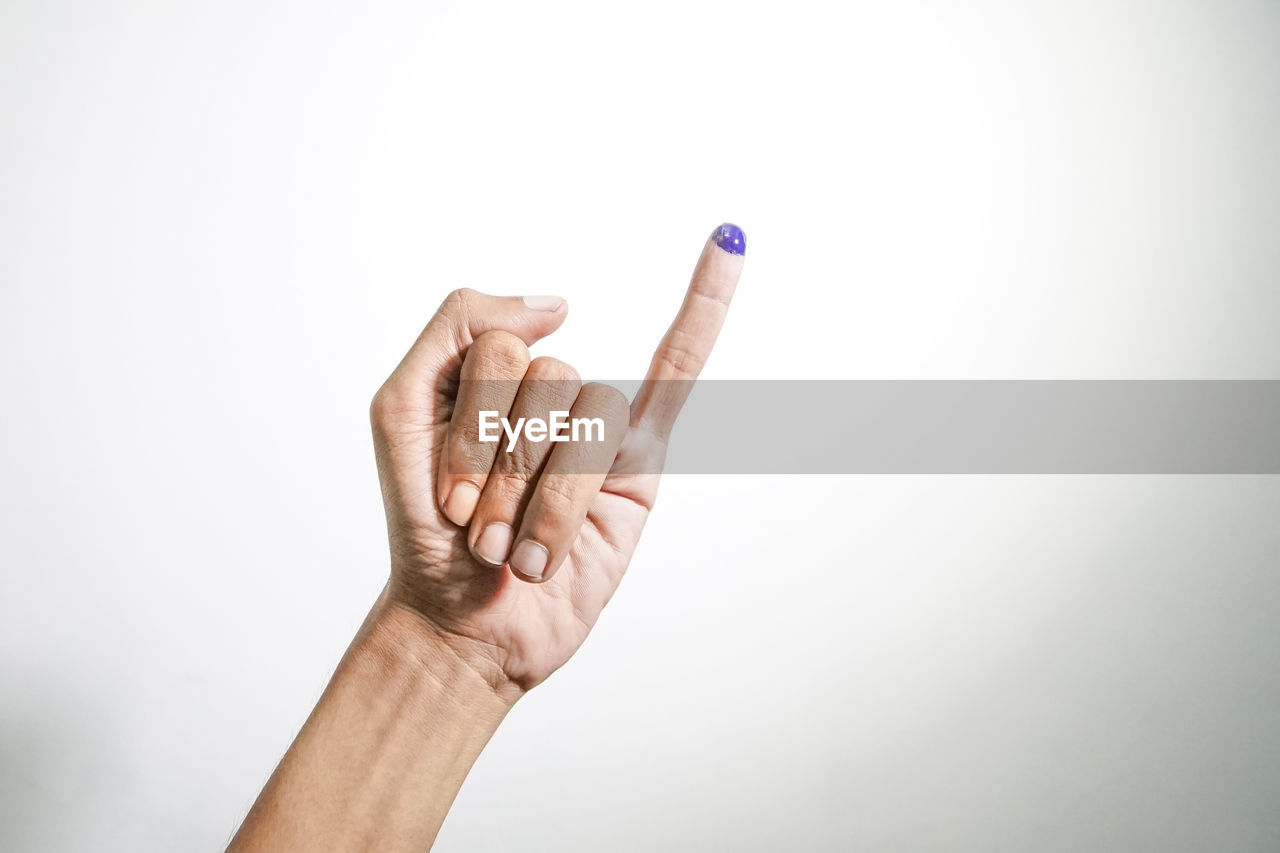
[
  {"xmin": 508, "ymin": 383, "xmax": 630, "ymax": 583},
  {"xmin": 437, "ymin": 330, "xmax": 530, "ymax": 526},
  {"xmin": 468, "ymin": 357, "xmax": 582, "ymax": 567}
]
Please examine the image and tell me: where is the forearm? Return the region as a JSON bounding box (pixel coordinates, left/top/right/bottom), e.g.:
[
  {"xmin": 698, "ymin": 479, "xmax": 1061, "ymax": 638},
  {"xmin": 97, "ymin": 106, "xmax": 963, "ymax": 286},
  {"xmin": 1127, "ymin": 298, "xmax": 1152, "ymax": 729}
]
[{"xmin": 227, "ymin": 590, "xmax": 516, "ymax": 852}]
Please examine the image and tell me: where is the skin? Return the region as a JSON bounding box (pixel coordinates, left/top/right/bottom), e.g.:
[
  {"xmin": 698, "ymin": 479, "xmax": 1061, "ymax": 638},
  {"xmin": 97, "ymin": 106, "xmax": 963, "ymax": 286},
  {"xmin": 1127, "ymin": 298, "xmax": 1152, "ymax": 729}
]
[{"xmin": 226, "ymin": 229, "xmax": 744, "ymax": 851}]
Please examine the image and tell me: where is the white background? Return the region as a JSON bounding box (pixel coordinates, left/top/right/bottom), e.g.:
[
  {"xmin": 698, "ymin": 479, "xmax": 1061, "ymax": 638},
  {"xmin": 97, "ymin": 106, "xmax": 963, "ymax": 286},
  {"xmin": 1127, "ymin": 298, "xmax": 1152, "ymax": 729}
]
[{"xmin": 2, "ymin": 1, "xmax": 1279, "ymax": 850}]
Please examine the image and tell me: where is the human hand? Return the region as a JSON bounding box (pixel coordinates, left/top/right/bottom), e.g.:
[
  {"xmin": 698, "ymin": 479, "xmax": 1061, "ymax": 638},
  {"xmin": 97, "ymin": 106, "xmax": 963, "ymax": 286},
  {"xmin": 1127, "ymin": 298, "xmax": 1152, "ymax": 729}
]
[{"xmin": 368, "ymin": 225, "xmax": 745, "ymax": 701}]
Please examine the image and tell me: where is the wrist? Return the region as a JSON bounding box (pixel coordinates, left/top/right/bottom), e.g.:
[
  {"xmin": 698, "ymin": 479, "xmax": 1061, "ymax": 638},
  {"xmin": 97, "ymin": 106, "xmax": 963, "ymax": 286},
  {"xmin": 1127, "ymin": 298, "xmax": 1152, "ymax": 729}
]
[{"xmin": 368, "ymin": 593, "xmax": 525, "ymax": 712}]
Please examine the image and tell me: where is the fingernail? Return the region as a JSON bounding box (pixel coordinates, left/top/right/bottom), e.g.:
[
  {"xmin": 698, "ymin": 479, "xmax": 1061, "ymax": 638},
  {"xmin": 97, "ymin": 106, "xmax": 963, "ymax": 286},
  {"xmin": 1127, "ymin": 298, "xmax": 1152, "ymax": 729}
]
[
  {"xmin": 442, "ymin": 482, "xmax": 480, "ymax": 526},
  {"xmin": 509, "ymin": 539, "xmax": 549, "ymax": 580},
  {"xmin": 523, "ymin": 295, "xmax": 565, "ymax": 311},
  {"xmin": 713, "ymin": 223, "xmax": 746, "ymax": 256},
  {"xmin": 475, "ymin": 522, "xmax": 513, "ymax": 566}
]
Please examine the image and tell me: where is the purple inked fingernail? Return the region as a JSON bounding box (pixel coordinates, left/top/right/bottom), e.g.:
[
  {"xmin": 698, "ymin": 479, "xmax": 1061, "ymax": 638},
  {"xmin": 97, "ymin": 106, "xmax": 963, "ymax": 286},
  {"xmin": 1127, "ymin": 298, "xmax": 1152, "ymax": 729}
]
[{"xmin": 713, "ymin": 223, "xmax": 746, "ymax": 256}]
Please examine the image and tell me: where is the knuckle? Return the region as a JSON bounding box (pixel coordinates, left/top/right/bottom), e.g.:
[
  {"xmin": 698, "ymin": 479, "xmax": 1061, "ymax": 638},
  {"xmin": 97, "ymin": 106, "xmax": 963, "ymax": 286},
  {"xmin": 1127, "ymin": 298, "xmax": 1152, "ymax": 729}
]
[
  {"xmin": 491, "ymin": 434, "xmax": 546, "ymax": 480},
  {"xmin": 369, "ymin": 382, "xmax": 403, "ymax": 431},
  {"xmin": 448, "ymin": 436, "xmax": 494, "ymax": 477},
  {"xmin": 451, "ymin": 406, "xmax": 488, "ymax": 446},
  {"xmin": 580, "ymin": 382, "xmax": 631, "ymax": 421},
  {"xmin": 533, "ymin": 475, "xmax": 577, "ymax": 521},
  {"xmin": 526, "ymin": 356, "xmax": 580, "ymax": 384},
  {"xmin": 440, "ymin": 287, "xmax": 476, "ymax": 315},
  {"xmin": 470, "ymin": 330, "xmax": 531, "ymax": 374},
  {"xmin": 524, "ymin": 357, "xmax": 582, "ymax": 407},
  {"xmin": 489, "ymin": 468, "xmax": 534, "ymax": 505},
  {"xmin": 690, "ymin": 272, "xmax": 734, "ymax": 308},
  {"xmin": 655, "ymin": 327, "xmax": 706, "ymax": 378}
]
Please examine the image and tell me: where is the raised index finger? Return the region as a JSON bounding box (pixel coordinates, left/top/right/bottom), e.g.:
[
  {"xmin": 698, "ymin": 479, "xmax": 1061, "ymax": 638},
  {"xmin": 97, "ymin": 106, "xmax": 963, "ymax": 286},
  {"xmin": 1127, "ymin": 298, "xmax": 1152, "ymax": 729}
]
[{"xmin": 630, "ymin": 223, "xmax": 745, "ymax": 439}]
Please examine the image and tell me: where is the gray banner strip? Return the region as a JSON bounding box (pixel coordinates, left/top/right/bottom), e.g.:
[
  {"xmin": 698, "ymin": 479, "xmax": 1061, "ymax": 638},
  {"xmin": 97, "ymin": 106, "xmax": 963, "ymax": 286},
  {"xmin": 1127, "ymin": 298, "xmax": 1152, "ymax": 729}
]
[{"xmin": 651, "ymin": 380, "xmax": 1280, "ymax": 474}]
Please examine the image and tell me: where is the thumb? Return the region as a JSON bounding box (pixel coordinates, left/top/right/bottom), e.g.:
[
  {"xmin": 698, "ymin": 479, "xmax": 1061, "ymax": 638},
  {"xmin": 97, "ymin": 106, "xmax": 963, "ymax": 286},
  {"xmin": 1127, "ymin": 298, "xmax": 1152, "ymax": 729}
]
[{"xmin": 386, "ymin": 288, "xmax": 567, "ymax": 401}]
